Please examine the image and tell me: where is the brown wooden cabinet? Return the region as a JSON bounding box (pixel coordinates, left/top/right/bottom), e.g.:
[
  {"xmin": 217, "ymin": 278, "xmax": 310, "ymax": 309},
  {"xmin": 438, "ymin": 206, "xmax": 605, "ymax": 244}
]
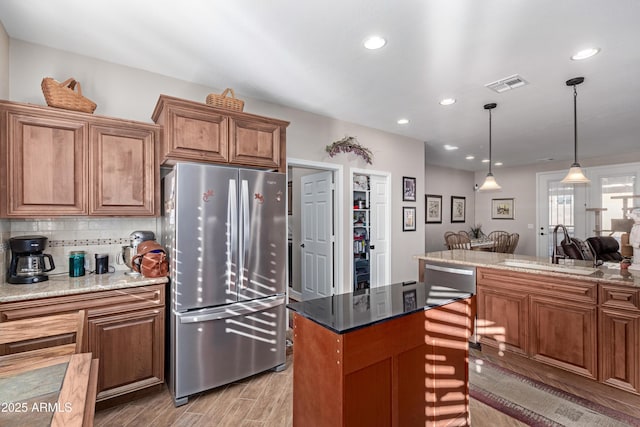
[
  {"xmin": 599, "ymin": 284, "xmax": 640, "ymax": 394},
  {"xmin": 529, "ymin": 295, "xmax": 597, "ymax": 379},
  {"xmin": 0, "ymin": 284, "xmax": 165, "ymax": 404},
  {"xmin": 152, "ymin": 95, "xmax": 288, "ymax": 172},
  {"xmin": 0, "ymin": 100, "xmax": 159, "ymax": 217},
  {"xmin": 477, "ymin": 268, "xmax": 598, "ymax": 379}
]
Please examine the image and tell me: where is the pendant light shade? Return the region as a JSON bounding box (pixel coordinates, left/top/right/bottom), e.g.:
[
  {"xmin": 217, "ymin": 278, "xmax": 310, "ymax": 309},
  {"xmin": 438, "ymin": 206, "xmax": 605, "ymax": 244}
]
[
  {"xmin": 561, "ymin": 77, "xmax": 590, "ymax": 184},
  {"xmin": 478, "ymin": 103, "xmax": 501, "ymax": 191}
]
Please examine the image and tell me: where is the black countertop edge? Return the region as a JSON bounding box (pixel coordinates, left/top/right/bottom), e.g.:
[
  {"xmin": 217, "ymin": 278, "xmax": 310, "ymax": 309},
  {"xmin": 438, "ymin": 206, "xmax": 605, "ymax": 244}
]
[{"xmin": 287, "ymin": 282, "xmax": 473, "ymax": 335}]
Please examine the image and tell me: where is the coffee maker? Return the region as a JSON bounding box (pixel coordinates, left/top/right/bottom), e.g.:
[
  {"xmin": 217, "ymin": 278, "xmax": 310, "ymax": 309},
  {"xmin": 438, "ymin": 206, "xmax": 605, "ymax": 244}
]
[{"xmin": 7, "ymin": 235, "xmax": 55, "ymax": 284}]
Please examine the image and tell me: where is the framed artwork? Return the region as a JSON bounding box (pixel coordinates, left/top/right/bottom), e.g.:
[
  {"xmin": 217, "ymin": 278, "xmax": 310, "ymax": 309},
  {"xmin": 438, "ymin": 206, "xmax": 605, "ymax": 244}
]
[
  {"xmin": 492, "ymin": 198, "xmax": 515, "ymax": 219},
  {"xmin": 450, "ymin": 196, "xmax": 466, "ymax": 223},
  {"xmin": 403, "ymin": 206, "xmax": 416, "ymax": 231},
  {"xmin": 403, "ymin": 289, "xmax": 418, "ymax": 311},
  {"xmin": 402, "ymin": 176, "xmax": 417, "ymax": 201},
  {"xmin": 425, "ymin": 194, "xmax": 442, "ymax": 224}
]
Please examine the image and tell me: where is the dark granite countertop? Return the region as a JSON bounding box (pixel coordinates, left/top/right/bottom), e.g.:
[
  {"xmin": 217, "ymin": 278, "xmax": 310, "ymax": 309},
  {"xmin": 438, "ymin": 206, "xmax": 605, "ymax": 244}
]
[{"xmin": 287, "ymin": 282, "xmax": 473, "ymax": 334}]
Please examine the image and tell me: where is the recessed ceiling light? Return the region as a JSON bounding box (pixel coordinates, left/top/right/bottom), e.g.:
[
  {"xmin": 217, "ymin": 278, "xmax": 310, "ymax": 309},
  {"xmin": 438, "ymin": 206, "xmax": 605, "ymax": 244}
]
[
  {"xmin": 397, "ymin": 118, "xmax": 409, "ymax": 125},
  {"xmin": 571, "ymin": 47, "xmax": 600, "ymax": 61},
  {"xmin": 444, "ymin": 145, "xmax": 458, "ymax": 151},
  {"xmin": 494, "ymin": 162, "xmax": 503, "ymax": 166},
  {"xmin": 465, "ymin": 155, "xmax": 475, "ymax": 160},
  {"xmin": 481, "ymin": 159, "xmax": 490, "ymax": 163},
  {"xmin": 363, "ymin": 36, "xmax": 386, "ymax": 50},
  {"xmin": 439, "ymin": 98, "xmax": 456, "ymax": 106}
]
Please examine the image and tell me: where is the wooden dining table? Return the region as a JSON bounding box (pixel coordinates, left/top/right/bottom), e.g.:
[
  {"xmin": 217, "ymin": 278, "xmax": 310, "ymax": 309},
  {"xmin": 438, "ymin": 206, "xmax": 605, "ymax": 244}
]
[
  {"xmin": 0, "ymin": 353, "xmax": 98, "ymax": 427},
  {"xmin": 470, "ymin": 238, "xmax": 495, "ymax": 251}
]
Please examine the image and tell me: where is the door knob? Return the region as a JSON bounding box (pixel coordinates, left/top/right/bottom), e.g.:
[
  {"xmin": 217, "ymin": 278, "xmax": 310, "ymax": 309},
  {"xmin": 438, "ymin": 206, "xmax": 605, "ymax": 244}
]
[
  {"xmin": 370, "ymin": 245, "xmax": 375, "ymax": 250},
  {"xmin": 300, "ymin": 243, "xmax": 305, "ymax": 248}
]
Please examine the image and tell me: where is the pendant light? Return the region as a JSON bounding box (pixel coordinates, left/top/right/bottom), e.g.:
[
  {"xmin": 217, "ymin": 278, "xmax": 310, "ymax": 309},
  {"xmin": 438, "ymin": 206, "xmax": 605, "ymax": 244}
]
[
  {"xmin": 478, "ymin": 103, "xmax": 501, "ymax": 191},
  {"xmin": 561, "ymin": 77, "xmax": 591, "ymax": 184}
]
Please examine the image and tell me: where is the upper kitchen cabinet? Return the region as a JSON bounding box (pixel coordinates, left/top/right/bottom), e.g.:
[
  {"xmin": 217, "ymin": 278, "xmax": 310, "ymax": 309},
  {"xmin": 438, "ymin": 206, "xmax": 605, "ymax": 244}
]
[
  {"xmin": 152, "ymin": 95, "xmax": 289, "ymax": 172},
  {"xmin": 0, "ymin": 100, "xmax": 160, "ymax": 218},
  {"xmin": 89, "ymin": 122, "xmax": 158, "ymax": 216}
]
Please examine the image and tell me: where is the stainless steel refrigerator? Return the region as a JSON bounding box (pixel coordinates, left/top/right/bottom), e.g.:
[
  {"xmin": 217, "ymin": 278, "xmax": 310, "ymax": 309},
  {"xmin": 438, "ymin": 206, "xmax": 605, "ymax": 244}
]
[{"xmin": 162, "ymin": 162, "xmax": 287, "ymax": 406}]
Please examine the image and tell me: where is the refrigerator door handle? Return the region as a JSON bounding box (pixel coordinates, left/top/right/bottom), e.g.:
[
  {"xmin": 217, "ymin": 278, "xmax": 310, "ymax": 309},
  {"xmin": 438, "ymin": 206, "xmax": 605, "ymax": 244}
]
[
  {"xmin": 178, "ymin": 295, "xmax": 284, "ymax": 323},
  {"xmin": 240, "ymin": 179, "xmax": 251, "ymax": 289},
  {"xmin": 228, "ymin": 178, "xmax": 238, "ymax": 296}
]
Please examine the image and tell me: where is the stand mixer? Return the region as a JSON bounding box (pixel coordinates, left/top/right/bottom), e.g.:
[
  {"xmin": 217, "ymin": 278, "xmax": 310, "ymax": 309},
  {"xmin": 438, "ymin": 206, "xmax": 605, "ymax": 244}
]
[{"xmin": 120, "ymin": 230, "xmax": 155, "ymax": 276}]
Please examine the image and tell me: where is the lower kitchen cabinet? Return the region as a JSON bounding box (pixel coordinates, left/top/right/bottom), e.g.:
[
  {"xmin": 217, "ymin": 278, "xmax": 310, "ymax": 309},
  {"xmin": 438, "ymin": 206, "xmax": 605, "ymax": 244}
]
[
  {"xmin": 477, "ymin": 268, "xmax": 598, "ymax": 378},
  {"xmin": 88, "ymin": 307, "xmax": 164, "ymax": 401},
  {"xmin": 599, "ymin": 284, "xmax": 640, "ymax": 394},
  {"xmin": 529, "ymin": 295, "xmax": 597, "ymax": 380},
  {"xmin": 0, "ymin": 284, "xmax": 165, "ymax": 404}
]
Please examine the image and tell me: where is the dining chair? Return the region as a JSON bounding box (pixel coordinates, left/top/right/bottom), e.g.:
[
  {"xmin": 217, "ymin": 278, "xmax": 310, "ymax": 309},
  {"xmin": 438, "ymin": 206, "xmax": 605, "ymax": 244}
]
[
  {"xmin": 446, "ymin": 232, "xmax": 471, "ymax": 250},
  {"xmin": 444, "ymin": 232, "xmax": 457, "ymax": 249},
  {"xmin": 493, "ymin": 233, "xmax": 511, "ymax": 253},
  {"xmin": 0, "ymin": 310, "xmax": 86, "ymax": 368},
  {"xmin": 507, "ymin": 233, "xmax": 520, "ymax": 254}
]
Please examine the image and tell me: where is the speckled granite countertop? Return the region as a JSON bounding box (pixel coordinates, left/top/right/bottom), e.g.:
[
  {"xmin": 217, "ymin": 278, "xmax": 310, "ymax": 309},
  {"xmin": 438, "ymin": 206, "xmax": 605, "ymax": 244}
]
[
  {"xmin": 0, "ymin": 272, "xmax": 168, "ymax": 303},
  {"xmin": 415, "ymin": 250, "xmax": 640, "ymax": 287}
]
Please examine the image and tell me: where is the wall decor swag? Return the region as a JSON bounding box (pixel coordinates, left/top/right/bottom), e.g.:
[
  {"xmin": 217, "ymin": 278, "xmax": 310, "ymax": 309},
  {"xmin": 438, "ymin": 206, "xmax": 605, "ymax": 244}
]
[
  {"xmin": 451, "ymin": 196, "xmax": 466, "ymax": 223},
  {"xmin": 425, "ymin": 194, "xmax": 442, "ymax": 224},
  {"xmin": 325, "ymin": 136, "xmax": 373, "ymax": 164}
]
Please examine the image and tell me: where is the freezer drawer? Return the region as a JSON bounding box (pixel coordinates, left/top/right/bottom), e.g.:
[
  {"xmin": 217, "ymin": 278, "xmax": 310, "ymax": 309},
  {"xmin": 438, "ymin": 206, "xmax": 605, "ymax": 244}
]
[{"xmin": 171, "ymin": 295, "xmax": 286, "ymax": 403}]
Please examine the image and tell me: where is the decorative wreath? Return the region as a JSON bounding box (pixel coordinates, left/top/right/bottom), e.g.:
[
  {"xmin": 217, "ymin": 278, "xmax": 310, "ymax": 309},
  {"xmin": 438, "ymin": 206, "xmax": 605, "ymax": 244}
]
[{"xmin": 325, "ymin": 136, "xmax": 373, "ymax": 164}]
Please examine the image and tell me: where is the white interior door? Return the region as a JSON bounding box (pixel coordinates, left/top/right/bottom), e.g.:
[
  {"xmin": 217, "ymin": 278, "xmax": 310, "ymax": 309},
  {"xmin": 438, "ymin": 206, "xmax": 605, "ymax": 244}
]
[
  {"xmin": 536, "ymin": 171, "xmax": 588, "ymax": 258},
  {"xmin": 368, "ymin": 174, "xmax": 390, "ymax": 287},
  {"xmin": 300, "ymin": 171, "xmax": 333, "ymax": 300}
]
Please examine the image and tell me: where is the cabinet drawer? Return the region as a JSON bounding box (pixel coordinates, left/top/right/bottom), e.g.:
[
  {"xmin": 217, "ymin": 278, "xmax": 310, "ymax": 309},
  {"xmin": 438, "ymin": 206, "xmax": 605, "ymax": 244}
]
[
  {"xmin": 600, "ymin": 285, "xmax": 640, "ymax": 312},
  {"xmin": 0, "ymin": 284, "xmax": 165, "ymax": 321},
  {"xmin": 477, "ymin": 267, "xmax": 596, "ymax": 303}
]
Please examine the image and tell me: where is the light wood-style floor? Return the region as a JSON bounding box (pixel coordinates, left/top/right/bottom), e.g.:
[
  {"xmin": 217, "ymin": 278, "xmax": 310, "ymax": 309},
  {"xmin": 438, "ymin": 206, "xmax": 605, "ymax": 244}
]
[{"xmin": 94, "ymin": 346, "xmax": 639, "ymax": 426}]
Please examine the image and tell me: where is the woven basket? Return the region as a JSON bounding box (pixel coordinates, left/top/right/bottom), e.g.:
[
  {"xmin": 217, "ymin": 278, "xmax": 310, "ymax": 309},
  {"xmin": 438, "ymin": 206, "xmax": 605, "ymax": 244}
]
[
  {"xmin": 41, "ymin": 77, "xmax": 97, "ymax": 113},
  {"xmin": 205, "ymin": 88, "xmax": 244, "ymax": 111}
]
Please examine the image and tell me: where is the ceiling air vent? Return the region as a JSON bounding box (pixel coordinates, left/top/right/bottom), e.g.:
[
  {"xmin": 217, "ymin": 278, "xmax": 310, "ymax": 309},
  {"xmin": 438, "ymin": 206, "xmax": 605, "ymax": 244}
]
[{"xmin": 485, "ymin": 74, "xmax": 528, "ymax": 93}]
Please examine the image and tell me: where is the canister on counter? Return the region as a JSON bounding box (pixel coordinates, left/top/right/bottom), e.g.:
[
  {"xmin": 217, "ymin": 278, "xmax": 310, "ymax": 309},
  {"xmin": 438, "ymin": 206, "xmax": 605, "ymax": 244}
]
[
  {"xmin": 95, "ymin": 253, "xmax": 109, "ymax": 274},
  {"xmin": 69, "ymin": 250, "xmax": 86, "ymax": 277}
]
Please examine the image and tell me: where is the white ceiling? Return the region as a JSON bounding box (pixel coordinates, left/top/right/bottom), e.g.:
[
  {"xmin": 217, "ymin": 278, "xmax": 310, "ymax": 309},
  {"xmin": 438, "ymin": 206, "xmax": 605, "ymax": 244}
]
[{"xmin": 1, "ymin": 0, "xmax": 639, "ymax": 171}]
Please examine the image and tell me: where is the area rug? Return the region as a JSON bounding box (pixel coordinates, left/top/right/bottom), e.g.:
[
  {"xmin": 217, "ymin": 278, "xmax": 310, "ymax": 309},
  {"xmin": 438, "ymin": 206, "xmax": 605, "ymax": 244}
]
[{"xmin": 469, "ymin": 357, "xmax": 640, "ymax": 426}]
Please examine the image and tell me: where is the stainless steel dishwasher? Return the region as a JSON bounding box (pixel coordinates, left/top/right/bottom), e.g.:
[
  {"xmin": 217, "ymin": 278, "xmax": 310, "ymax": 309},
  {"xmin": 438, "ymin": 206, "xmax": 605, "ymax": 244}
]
[{"xmin": 423, "ymin": 260, "xmax": 478, "ymax": 346}]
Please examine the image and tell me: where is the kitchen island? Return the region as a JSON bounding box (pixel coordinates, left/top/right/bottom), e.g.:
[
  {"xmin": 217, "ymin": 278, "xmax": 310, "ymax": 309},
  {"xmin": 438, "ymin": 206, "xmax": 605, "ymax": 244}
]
[
  {"xmin": 416, "ymin": 250, "xmax": 640, "ymax": 396},
  {"xmin": 288, "ymin": 282, "xmax": 474, "ymax": 427}
]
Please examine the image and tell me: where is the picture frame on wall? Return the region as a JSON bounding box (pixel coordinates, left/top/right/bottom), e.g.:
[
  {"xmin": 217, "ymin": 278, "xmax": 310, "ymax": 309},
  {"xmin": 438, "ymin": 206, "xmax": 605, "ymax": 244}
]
[
  {"xmin": 402, "ymin": 176, "xmax": 417, "ymax": 201},
  {"xmin": 492, "ymin": 198, "xmax": 515, "ymax": 220},
  {"xmin": 451, "ymin": 196, "xmax": 466, "ymax": 223},
  {"xmin": 403, "ymin": 206, "xmax": 416, "ymax": 231},
  {"xmin": 425, "ymin": 194, "xmax": 442, "ymax": 224}
]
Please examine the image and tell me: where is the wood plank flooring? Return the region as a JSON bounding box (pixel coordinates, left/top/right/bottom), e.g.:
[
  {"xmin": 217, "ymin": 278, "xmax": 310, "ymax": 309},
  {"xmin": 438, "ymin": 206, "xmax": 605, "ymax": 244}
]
[{"xmin": 94, "ymin": 346, "xmax": 639, "ymax": 426}]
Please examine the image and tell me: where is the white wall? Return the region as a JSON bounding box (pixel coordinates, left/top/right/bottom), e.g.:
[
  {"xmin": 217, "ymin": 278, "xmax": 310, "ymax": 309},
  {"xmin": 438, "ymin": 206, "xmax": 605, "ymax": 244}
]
[
  {"xmin": 7, "ymin": 39, "xmax": 426, "ymax": 287},
  {"xmin": 0, "ymin": 21, "xmax": 10, "ymax": 275},
  {"xmin": 424, "ymin": 165, "xmax": 475, "ymax": 253},
  {"xmin": 0, "ymin": 21, "xmax": 8, "ymax": 98},
  {"xmin": 473, "ymin": 152, "xmax": 640, "ymax": 257}
]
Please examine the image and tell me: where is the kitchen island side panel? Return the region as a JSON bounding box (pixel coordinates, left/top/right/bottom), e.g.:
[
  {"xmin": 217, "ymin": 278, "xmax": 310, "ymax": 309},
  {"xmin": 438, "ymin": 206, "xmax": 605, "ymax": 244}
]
[{"xmin": 292, "ymin": 298, "xmax": 472, "ymax": 427}]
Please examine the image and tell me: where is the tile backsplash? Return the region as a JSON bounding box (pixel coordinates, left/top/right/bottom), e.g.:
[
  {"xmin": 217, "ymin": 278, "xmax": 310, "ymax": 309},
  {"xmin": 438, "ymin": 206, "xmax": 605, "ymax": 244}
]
[{"xmin": 1, "ymin": 218, "xmax": 160, "ymax": 280}]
